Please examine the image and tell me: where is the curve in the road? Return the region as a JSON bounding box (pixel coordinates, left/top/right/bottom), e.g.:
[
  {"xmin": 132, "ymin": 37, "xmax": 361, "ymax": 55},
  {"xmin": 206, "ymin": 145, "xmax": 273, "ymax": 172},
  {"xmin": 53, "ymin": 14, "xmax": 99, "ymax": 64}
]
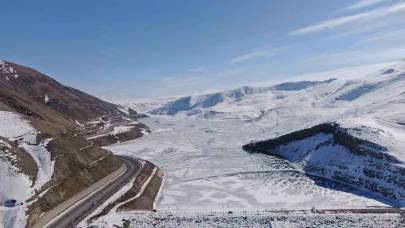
[{"xmin": 45, "ymin": 156, "xmax": 142, "ymax": 228}]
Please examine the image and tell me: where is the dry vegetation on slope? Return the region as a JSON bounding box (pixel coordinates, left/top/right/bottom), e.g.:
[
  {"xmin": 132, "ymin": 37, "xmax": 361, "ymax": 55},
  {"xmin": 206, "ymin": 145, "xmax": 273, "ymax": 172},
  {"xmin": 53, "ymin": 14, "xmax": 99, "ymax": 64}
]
[{"xmin": 0, "ymin": 61, "xmax": 151, "ymax": 227}]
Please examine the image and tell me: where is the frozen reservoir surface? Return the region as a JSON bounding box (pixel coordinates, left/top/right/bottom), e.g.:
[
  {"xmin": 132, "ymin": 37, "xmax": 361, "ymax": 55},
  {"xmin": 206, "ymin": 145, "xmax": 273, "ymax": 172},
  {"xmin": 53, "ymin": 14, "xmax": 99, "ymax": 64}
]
[{"xmin": 107, "ymin": 116, "xmax": 386, "ymax": 210}]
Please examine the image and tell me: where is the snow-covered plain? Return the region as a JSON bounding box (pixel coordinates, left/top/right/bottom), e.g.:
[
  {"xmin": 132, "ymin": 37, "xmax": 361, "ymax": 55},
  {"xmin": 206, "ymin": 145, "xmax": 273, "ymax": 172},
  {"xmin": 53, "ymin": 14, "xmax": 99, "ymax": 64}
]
[
  {"xmin": 0, "ymin": 111, "xmax": 54, "ymax": 228},
  {"xmin": 107, "ymin": 117, "xmax": 387, "ymax": 211},
  {"xmin": 89, "ymin": 61, "xmax": 405, "ymax": 227}
]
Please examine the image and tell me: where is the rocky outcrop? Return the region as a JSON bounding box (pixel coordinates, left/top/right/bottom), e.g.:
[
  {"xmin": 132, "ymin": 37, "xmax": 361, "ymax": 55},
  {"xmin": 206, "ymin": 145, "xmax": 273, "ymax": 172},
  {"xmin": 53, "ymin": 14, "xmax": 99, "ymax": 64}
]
[{"xmin": 243, "ymin": 123, "xmax": 405, "ymax": 206}]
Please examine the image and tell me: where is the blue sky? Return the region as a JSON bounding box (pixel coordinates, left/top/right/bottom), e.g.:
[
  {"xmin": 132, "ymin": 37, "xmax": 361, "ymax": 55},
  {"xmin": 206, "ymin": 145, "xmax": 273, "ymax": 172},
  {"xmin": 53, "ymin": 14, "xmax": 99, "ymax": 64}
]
[{"xmin": 1, "ymin": 0, "xmax": 405, "ymax": 98}]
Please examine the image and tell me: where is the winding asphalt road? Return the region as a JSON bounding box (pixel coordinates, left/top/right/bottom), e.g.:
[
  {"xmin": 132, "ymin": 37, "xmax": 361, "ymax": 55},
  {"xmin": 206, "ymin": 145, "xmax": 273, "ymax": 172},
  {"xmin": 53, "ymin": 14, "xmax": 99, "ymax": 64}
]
[{"xmin": 46, "ymin": 156, "xmax": 142, "ymax": 228}]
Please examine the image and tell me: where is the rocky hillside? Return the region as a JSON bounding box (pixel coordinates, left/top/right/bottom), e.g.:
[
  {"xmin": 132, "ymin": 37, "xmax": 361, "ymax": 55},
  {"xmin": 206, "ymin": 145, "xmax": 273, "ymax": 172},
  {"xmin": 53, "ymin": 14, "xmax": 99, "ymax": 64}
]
[
  {"xmin": 0, "ymin": 61, "xmax": 146, "ymax": 227},
  {"xmin": 243, "ymin": 118, "xmax": 405, "ymax": 206},
  {"xmin": 0, "ymin": 61, "xmax": 127, "ymax": 125}
]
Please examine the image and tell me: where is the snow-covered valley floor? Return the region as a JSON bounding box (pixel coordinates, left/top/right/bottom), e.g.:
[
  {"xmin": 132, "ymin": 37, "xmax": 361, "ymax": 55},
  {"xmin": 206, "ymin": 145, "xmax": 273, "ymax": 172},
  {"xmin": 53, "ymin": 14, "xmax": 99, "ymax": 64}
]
[
  {"xmin": 95, "ymin": 61, "xmax": 405, "ymax": 226},
  {"xmin": 107, "ymin": 116, "xmax": 388, "ymax": 211}
]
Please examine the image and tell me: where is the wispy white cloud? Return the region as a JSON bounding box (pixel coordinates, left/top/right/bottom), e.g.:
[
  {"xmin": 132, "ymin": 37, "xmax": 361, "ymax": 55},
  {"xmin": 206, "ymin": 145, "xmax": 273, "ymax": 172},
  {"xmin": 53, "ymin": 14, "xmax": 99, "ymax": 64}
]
[
  {"xmin": 188, "ymin": 67, "xmax": 206, "ymax": 72},
  {"xmin": 301, "ymin": 45, "xmax": 405, "ymax": 68},
  {"xmin": 231, "ymin": 48, "xmax": 277, "ymax": 63},
  {"xmin": 291, "ymin": 2, "xmax": 405, "ymax": 35},
  {"xmin": 357, "ymin": 28, "xmax": 405, "ymax": 44},
  {"xmin": 340, "ymin": 0, "xmax": 387, "ymax": 12}
]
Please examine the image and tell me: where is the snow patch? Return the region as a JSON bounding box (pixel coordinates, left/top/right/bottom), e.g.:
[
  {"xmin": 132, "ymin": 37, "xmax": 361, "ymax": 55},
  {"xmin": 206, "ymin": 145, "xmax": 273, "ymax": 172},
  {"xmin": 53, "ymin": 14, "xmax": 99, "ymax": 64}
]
[
  {"xmin": 0, "ymin": 111, "xmax": 55, "ymax": 227},
  {"xmin": 44, "ymin": 94, "xmax": 49, "ymax": 104},
  {"xmin": 117, "ymin": 106, "xmax": 129, "ymax": 115}
]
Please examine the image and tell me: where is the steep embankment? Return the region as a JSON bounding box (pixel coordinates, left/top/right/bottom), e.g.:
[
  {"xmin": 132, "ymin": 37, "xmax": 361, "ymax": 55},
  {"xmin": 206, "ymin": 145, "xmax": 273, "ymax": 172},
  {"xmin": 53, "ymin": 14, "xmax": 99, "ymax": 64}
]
[
  {"xmin": 85, "ymin": 160, "xmax": 164, "ymax": 225},
  {"xmin": 243, "ymin": 118, "xmax": 405, "ymax": 206}
]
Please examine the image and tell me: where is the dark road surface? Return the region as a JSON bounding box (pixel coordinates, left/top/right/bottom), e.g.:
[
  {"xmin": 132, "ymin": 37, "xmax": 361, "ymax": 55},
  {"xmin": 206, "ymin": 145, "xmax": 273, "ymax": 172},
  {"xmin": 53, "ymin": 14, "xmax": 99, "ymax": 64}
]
[{"xmin": 46, "ymin": 156, "xmax": 142, "ymax": 228}]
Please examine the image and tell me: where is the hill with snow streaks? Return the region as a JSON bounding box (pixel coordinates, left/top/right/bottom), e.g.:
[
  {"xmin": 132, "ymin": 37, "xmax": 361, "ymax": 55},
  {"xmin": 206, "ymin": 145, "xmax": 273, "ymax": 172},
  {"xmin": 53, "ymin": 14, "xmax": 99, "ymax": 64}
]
[
  {"xmin": 244, "ymin": 118, "xmax": 405, "ymax": 206},
  {"xmin": 318, "ymin": 60, "xmax": 405, "ymax": 123},
  {"xmin": 0, "ymin": 61, "xmax": 138, "ymax": 228},
  {"xmin": 0, "ymin": 111, "xmax": 54, "ymax": 227},
  {"xmin": 151, "ymin": 79, "xmax": 341, "ymax": 118}
]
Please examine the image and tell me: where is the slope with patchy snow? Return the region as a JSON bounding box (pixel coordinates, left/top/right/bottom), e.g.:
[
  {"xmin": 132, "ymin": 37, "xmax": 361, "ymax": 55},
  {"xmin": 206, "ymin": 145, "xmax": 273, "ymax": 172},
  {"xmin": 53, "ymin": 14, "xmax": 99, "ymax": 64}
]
[{"xmin": 0, "ymin": 111, "xmax": 54, "ymax": 228}]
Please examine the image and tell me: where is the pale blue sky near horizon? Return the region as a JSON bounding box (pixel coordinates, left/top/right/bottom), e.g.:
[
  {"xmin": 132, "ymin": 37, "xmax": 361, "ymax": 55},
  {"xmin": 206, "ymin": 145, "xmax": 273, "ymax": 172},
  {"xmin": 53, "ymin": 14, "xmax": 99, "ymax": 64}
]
[{"xmin": 1, "ymin": 0, "xmax": 405, "ymax": 98}]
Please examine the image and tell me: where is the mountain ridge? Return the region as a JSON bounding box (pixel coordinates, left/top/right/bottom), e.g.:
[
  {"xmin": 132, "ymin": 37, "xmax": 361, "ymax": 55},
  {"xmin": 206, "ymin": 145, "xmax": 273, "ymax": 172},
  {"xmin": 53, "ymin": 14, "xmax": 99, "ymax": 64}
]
[{"xmin": 151, "ymin": 78, "xmax": 339, "ymax": 116}]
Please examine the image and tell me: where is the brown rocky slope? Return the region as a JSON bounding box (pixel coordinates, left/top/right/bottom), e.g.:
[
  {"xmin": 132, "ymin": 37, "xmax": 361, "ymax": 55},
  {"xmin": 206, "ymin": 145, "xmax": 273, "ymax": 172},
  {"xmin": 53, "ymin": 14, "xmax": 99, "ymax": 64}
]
[
  {"xmin": 0, "ymin": 60, "xmax": 147, "ymax": 227},
  {"xmin": 0, "ymin": 61, "xmax": 130, "ymax": 125}
]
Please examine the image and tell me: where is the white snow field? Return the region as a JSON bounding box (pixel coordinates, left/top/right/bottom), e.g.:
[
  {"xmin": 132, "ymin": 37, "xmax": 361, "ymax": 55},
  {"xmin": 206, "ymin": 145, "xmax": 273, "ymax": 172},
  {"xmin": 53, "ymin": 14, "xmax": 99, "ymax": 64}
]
[
  {"xmin": 87, "ymin": 61, "xmax": 405, "ymax": 227},
  {"xmin": 0, "ymin": 111, "xmax": 54, "ymax": 228},
  {"xmin": 106, "ymin": 117, "xmax": 387, "ymax": 210}
]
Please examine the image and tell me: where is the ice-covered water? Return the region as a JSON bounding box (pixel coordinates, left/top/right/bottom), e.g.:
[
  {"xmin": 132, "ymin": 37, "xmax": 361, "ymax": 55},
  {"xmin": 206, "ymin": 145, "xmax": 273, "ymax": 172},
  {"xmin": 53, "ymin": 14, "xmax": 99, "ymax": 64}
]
[{"xmin": 107, "ymin": 116, "xmax": 385, "ymax": 210}]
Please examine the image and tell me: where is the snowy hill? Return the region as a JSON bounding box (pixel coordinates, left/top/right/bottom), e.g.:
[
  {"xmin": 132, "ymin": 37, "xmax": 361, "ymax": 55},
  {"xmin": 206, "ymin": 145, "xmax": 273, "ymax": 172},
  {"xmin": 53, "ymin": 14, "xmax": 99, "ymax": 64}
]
[
  {"xmin": 145, "ymin": 60, "xmax": 405, "ymax": 208},
  {"xmin": 150, "ymin": 60, "xmax": 405, "ymax": 124},
  {"xmin": 244, "ymin": 117, "xmax": 405, "ymax": 206},
  {"xmin": 151, "ymin": 79, "xmax": 341, "ymax": 118},
  {"xmin": 318, "ymin": 60, "xmax": 405, "ymax": 123}
]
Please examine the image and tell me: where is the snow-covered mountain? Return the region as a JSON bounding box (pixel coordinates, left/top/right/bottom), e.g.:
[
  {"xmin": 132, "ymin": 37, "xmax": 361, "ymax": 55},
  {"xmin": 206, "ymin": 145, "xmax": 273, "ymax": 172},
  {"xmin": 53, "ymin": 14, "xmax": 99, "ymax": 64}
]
[
  {"xmin": 147, "ymin": 60, "xmax": 405, "ymax": 206},
  {"xmin": 120, "ymin": 97, "xmax": 178, "ymax": 114},
  {"xmin": 317, "ymin": 59, "xmax": 405, "ymax": 123},
  {"xmin": 151, "ymin": 60, "xmax": 405, "ymax": 124},
  {"xmin": 151, "ymin": 79, "xmax": 343, "ymax": 118}
]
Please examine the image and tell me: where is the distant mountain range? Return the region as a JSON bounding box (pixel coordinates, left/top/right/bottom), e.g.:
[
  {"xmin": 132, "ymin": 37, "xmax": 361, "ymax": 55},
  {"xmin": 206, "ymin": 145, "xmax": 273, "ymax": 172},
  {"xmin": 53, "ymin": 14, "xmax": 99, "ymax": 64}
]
[{"xmin": 150, "ymin": 60, "xmax": 405, "ymax": 124}]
